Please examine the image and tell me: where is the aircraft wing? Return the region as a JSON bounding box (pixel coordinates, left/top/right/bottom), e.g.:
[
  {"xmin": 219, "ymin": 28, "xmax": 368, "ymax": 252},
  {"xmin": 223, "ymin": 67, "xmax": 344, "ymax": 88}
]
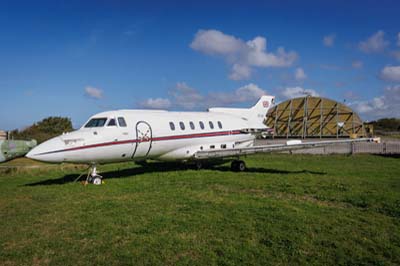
[{"xmin": 194, "ymin": 138, "xmax": 378, "ymax": 159}]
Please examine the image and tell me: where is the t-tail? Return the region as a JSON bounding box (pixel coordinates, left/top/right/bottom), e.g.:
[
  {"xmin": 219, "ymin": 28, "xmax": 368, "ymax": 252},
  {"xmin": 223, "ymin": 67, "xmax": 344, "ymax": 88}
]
[{"xmin": 208, "ymin": 95, "xmax": 275, "ymax": 129}]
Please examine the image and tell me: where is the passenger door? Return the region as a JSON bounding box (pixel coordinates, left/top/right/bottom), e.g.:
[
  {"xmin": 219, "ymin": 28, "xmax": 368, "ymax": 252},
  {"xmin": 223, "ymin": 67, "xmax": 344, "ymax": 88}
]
[{"xmin": 132, "ymin": 121, "xmax": 152, "ymax": 159}]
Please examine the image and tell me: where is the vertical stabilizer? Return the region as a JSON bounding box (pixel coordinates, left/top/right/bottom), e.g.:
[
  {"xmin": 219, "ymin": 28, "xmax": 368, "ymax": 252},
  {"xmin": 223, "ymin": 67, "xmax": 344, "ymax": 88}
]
[
  {"xmin": 208, "ymin": 95, "xmax": 275, "ymax": 128},
  {"xmin": 251, "ymin": 95, "xmax": 275, "ymax": 118}
]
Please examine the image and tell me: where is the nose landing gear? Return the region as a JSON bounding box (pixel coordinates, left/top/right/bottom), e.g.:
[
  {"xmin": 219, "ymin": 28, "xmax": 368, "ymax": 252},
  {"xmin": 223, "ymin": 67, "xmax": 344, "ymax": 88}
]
[{"xmin": 86, "ymin": 164, "xmax": 103, "ymax": 185}]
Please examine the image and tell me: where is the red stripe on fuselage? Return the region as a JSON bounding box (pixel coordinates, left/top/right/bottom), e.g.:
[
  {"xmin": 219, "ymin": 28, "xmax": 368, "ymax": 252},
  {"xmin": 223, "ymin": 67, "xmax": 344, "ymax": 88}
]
[{"xmin": 36, "ymin": 130, "xmax": 244, "ymax": 155}]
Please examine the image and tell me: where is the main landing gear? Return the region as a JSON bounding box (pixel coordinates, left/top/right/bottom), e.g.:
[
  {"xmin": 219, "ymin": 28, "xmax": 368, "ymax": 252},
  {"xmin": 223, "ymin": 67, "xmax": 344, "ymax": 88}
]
[
  {"xmin": 191, "ymin": 159, "xmax": 246, "ymax": 172},
  {"xmin": 231, "ymin": 160, "xmax": 246, "ymax": 172},
  {"xmin": 86, "ymin": 164, "xmax": 103, "ymax": 185},
  {"xmin": 195, "ymin": 160, "xmax": 203, "ymax": 170}
]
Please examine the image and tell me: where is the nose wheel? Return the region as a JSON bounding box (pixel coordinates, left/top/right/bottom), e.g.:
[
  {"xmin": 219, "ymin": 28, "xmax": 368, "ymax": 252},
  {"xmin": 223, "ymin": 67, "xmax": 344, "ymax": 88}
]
[{"xmin": 86, "ymin": 164, "xmax": 103, "ymax": 185}]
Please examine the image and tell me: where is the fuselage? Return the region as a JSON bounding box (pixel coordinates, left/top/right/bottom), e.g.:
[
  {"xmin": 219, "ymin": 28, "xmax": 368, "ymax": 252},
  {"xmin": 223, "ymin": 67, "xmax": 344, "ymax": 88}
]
[
  {"xmin": 26, "ymin": 110, "xmax": 258, "ymax": 164},
  {"xmin": 0, "ymin": 139, "xmax": 37, "ymax": 162}
]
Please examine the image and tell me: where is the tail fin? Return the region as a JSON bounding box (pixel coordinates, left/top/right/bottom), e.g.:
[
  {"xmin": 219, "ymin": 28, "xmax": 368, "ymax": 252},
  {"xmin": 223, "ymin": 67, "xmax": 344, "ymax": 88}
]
[
  {"xmin": 208, "ymin": 95, "xmax": 275, "ymax": 128},
  {"xmin": 250, "ymin": 95, "xmax": 275, "ymax": 120}
]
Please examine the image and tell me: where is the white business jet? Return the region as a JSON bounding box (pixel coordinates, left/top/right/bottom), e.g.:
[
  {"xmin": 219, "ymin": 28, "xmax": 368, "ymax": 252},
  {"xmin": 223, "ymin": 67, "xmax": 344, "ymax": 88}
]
[{"xmin": 26, "ymin": 96, "xmax": 373, "ymax": 184}]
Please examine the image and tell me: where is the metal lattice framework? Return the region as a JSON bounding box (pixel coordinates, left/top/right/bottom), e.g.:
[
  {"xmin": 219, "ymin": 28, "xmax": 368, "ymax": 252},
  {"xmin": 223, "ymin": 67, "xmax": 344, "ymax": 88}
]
[{"xmin": 265, "ymin": 96, "xmax": 365, "ymax": 138}]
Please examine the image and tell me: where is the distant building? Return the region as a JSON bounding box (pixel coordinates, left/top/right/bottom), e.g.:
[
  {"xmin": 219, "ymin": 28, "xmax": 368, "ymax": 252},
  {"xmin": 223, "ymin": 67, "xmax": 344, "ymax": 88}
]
[
  {"xmin": 0, "ymin": 130, "xmax": 6, "ymax": 140},
  {"xmin": 265, "ymin": 96, "xmax": 366, "ymax": 138}
]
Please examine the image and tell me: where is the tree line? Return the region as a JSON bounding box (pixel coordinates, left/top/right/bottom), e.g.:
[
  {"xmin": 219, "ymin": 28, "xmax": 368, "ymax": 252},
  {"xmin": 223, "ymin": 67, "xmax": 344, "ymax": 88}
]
[
  {"xmin": 371, "ymin": 118, "xmax": 400, "ymax": 132},
  {"xmin": 10, "ymin": 117, "xmax": 73, "ymax": 144}
]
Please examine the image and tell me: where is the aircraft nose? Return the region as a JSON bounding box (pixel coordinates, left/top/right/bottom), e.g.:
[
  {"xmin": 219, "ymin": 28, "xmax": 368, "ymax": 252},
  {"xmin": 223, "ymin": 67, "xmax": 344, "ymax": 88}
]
[
  {"xmin": 26, "ymin": 149, "xmax": 37, "ymax": 160},
  {"xmin": 26, "ymin": 137, "xmax": 65, "ymax": 163}
]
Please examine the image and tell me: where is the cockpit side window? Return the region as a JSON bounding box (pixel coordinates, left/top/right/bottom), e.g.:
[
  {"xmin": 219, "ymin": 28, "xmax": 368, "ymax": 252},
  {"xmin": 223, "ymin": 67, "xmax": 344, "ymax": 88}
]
[
  {"xmin": 107, "ymin": 118, "xmax": 117, "ymax": 127},
  {"xmin": 84, "ymin": 118, "xmax": 107, "ymax": 128},
  {"xmin": 118, "ymin": 117, "xmax": 127, "ymax": 127}
]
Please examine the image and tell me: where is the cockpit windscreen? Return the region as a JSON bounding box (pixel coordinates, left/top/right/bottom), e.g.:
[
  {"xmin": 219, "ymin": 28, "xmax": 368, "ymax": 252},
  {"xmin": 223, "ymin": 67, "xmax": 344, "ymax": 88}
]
[{"xmin": 84, "ymin": 118, "xmax": 107, "ymax": 128}]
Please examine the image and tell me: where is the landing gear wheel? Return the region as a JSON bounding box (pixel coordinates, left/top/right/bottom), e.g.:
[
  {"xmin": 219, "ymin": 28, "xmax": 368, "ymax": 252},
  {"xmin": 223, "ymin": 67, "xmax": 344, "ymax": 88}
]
[
  {"xmin": 231, "ymin": 161, "xmax": 238, "ymax": 171},
  {"xmin": 195, "ymin": 161, "xmax": 203, "ymax": 170},
  {"xmin": 238, "ymin": 160, "xmax": 246, "ymax": 171},
  {"xmin": 231, "ymin": 160, "xmax": 246, "ymax": 172},
  {"xmin": 92, "ymin": 175, "xmax": 102, "ymax": 185},
  {"xmin": 85, "ymin": 164, "xmax": 104, "ymax": 185}
]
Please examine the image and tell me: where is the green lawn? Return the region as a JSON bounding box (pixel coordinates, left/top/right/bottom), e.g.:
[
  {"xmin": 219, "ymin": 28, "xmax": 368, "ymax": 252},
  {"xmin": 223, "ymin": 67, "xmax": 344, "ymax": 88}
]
[{"xmin": 0, "ymin": 154, "xmax": 399, "ymax": 265}]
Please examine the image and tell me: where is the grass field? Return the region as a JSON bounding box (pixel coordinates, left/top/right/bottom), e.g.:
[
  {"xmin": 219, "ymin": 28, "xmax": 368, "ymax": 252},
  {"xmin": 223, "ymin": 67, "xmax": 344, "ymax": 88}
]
[{"xmin": 0, "ymin": 154, "xmax": 399, "ymax": 265}]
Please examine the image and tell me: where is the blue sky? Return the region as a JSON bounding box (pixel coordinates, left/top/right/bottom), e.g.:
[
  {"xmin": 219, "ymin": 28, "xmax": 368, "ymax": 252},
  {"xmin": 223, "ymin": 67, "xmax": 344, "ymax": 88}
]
[{"xmin": 1, "ymin": 0, "xmax": 400, "ymax": 130}]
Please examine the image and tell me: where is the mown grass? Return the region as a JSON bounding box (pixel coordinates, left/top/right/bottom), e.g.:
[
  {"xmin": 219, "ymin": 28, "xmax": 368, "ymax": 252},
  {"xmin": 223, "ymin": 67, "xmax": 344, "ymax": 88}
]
[{"xmin": 0, "ymin": 154, "xmax": 399, "ymax": 265}]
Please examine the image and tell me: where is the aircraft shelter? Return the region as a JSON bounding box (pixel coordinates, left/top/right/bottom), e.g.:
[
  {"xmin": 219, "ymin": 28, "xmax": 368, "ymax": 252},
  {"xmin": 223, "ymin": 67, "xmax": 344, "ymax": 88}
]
[{"xmin": 265, "ymin": 96, "xmax": 366, "ymax": 138}]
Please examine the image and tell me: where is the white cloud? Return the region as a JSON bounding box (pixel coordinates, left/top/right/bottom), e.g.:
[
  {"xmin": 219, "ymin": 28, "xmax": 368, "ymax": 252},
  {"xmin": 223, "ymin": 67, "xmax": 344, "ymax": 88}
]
[
  {"xmin": 190, "ymin": 29, "xmax": 243, "ymax": 55},
  {"xmin": 138, "ymin": 98, "xmax": 171, "ymax": 109},
  {"xmin": 379, "ymin": 66, "xmax": 400, "ymax": 82},
  {"xmin": 352, "ymin": 97, "xmax": 385, "ymax": 114},
  {"xmin": 190, "ymin": 29, "xmax": 297, "ymax": 80},
  {"xmin": 350, "ymin": 85, "xmax": 400, "ymax": 119},
  {"xmin": 323, "ymin": 34, "xmax": 335, "ymax": 47},
  {"xmin": 169, "ymin": 82, "xmax": 204, "ymax": 109},
  {"xmin": 235, "ymin": 83, "xmax": 266, "ymax": 101},
  {"xmin": 244, "ymin": 37, "xmax": 297, "ymax": 67},
  {"xmin": 84, "ymin": 86, "xmax": 103, "ymax": 99},
  {"xmin": 352, "ymin": 60, "xmax": 363, "ymax": 69},
  {"xmin": 210, "ymin": 83, "xmax": 267, "ymax": 106},
  {"xmin": 280, "ymin": 87, "xmax": 319, "ymax": 99},
  {"xmin": 294, "ymin": 67, "xmax": 307, "ymax": 81},
  {"xmin": 138, "ymin": 82, "xmax": 267, "ymax": 110},
  {"xmin": 359, "ymin": 30, "xmax": 389, "ymax": 53},
  {"xmin": 229, "ymin": 64, "xmax": 252, "ymax": 80}
]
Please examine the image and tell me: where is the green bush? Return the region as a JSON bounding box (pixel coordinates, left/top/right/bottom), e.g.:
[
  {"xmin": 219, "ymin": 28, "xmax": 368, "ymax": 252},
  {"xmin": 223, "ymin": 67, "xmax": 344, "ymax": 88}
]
[{"xmin": 10, "ymin": 116, "xmax": 73, "ymax": 143}]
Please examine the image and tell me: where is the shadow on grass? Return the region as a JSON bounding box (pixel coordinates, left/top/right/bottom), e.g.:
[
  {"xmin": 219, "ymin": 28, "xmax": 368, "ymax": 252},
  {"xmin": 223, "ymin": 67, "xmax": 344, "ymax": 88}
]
[
  {"xmin": 213, "ymin": 166, "xmax": 326, "ymax": 175},
  {"xmin": 374, "ymin": 154, "xmax": 400, "ymax": 158},
  {"xmin": 25, "ymin": 162, "xmax": 326, "ymax": 186}
]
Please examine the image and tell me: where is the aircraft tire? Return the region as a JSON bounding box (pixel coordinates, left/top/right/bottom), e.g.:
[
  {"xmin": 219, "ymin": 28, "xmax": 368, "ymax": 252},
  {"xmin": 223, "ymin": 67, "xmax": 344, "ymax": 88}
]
[
  {"xmin": 231, "ymin": 161, "xmax": 237, "ymax": 171},
  {"xmin": 231, "ymin": 160, "xmax": 246, "ymax": 172},
  {"xmin": 237, "ymin": 160, "xmax": 246, "ymax": 171},
  {"xmin": 92, "ymin": 176, "xmax": 102, "ymax": 185},
  {"xmin": 195, "ymin": 161, "xmax": 203, "ymax": 170}
]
